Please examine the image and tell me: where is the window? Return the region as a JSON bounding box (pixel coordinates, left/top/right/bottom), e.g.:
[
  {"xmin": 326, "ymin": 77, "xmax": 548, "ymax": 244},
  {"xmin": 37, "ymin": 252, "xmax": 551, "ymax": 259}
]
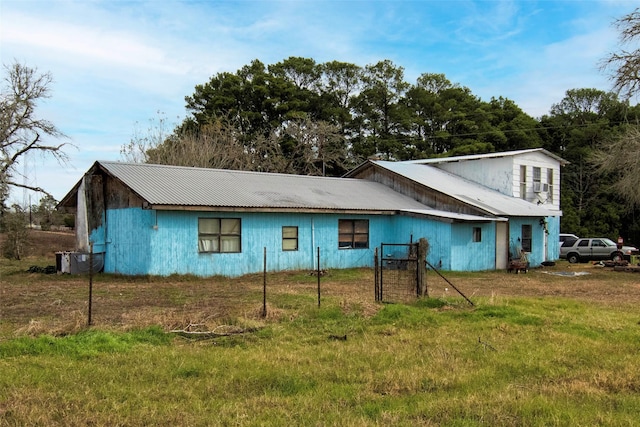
[
  {"xmin": 520, "ymin": 165, "xmax": 527, "ymax": 199},
  {"xmin": 339, "ymin": 219, "xmax": 369, "ymax": 249},
  {"xmin": 473, "ymin": 227, "xmax": 482, "ymax": 242},
  {"xmin": 547, "ymin": 168, "xmax": 554, "ymax": 203},
  {"xmin": 198, "ymin": 218, "xmax": 241, "ymax": 253},
  {"xmin": 282, "ymin": 226, "xmax": 298, "ymax": 251},
  {"xmin": 521, "ymin": 224, "xmax": 532, "ymax": 253},
  {"xmin": 533, "ymin": 166, "xmax": 541, "ymax": 190}
]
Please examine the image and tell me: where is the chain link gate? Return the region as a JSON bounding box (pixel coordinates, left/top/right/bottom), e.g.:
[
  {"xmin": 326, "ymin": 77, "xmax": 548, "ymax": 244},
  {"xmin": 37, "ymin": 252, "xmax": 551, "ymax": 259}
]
[{"xmin": 375, "ymin": 242, "xmax": 426, "ymax": 303}]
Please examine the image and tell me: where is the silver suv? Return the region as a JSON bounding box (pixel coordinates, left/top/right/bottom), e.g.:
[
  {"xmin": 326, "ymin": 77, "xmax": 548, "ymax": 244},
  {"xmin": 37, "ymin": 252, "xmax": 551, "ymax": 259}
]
[
  {"xmin": 559, "ymin": 233, "xmax": 579, "ymax": 247},
  {"xmin": 560, "ymin": 238, "xmax": 638, "ymax": 263}
]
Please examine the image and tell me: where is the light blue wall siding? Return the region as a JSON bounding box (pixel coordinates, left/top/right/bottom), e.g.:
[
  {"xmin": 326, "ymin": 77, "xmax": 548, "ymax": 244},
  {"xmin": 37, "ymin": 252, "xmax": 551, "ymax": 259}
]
[
  {"xmin": 508, "ymin": 217, "xmax": 551, "ymax": 267},
  {"xmin": 450, "ymin": 223, "xmax": 497, "ymax": 271},
  {"xmin": 390, "ymin": 216, "xmax": 452, "ymax": 269},
  {"xmin": 97, "ymin": 208, "xmax": 511, "ymax": 277},
  {"xmin": 547, "ymin": 216, "xmax": 561, "ymax": 261}
]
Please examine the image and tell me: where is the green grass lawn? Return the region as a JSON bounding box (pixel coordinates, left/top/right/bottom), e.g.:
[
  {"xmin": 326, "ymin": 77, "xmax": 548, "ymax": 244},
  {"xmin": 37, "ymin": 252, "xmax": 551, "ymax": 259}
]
[
  {"xmin": 1, "ymin": 260, "xmax": 640, "ymax": 425},
  {"xmin": 2, "ymin": 300, "xmax": 639, "ymax": 425}
]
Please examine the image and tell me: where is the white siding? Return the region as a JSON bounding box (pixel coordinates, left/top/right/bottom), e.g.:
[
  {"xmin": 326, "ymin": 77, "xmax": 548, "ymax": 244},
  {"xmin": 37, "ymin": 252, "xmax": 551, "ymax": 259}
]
[
  {"xmin": 513, "ymin": 152, "xmax": 561, "ymax": 211},
  {"xmin": 436, "ymin": 151, "xmax": 562, "ymax": 212},
  {"xmin": 435, "ymin": 156, "xmax": 514, "ymax": 196}
]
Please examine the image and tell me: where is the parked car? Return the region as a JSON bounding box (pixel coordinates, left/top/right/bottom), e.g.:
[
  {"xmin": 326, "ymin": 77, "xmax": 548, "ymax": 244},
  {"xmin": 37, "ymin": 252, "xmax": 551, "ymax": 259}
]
[
  {"xmin": 560, "ymin": 238, "xmax": 639, "ymax": 263},
  {"xmin": 559, "ymin": 233, "xmax": 579, "ymax": 247}
]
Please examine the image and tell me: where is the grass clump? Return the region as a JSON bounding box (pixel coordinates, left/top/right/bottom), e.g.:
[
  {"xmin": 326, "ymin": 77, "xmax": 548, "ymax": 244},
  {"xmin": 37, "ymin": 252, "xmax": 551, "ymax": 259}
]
[{"xmin": 0, "ymin": 326, "xmax": 170, "ymax": 358}]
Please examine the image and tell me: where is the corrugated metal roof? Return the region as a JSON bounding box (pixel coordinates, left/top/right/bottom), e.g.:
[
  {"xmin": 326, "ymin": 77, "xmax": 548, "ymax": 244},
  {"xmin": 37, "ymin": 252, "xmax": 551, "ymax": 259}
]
[
  {"xmin": 400, "ymin": 209, "xmax": 506, "ymax": 222},
  {"xmin": 97, "ymin": 161, "xmax": 435, "ymax": 213},
  {"xmin": 402, "ymin": 148, "xmax": 568, "ymax": 165},
  {"xmin": 373, "ymin": 160, "xmax": 556, "ymax": 217}
]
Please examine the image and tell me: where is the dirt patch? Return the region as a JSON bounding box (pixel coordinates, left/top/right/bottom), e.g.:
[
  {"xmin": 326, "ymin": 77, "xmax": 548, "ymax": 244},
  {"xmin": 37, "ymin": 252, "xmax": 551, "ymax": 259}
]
[
  {"xmin": 0, "ymin": 229, "xmax": 76, "ymax": 258},
  {"xmin": 2, "ymin": 231, "xmax": 640, "ymax": 337}
]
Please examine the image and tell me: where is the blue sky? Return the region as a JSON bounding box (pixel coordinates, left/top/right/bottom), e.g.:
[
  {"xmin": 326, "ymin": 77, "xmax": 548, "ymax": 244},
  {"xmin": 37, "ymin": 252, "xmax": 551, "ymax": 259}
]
[{"xmin": 1, "ymin": 0, "xmax": 638, "ymax": 202}]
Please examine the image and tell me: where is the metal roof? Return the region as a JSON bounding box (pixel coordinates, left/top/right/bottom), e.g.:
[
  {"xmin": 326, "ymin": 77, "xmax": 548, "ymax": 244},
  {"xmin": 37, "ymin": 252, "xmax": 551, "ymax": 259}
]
[
  {"xmin": 93, "ymin": 161, "xmax": 452, "ymax": 214},
  {"xmin": 372, "ymin": 160, "xmax": 557, "ymax": 217},
  {"xmin": 402, "ymin": 148, "xmax": 568, "ymax": 165},
  {"xmin": 400, "ymin": 208, "xmax": 506, "ymax": 222}
]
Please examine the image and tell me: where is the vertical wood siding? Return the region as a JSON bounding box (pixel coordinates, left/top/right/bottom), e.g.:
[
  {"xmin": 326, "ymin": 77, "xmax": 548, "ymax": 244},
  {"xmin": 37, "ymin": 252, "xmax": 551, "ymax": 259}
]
[
  {"xmin": 98, "ymin": 208, "xmax": 503, "ymax": 277},
  {"xmin": 507, "ymin": 217, "xmax": 550, "ymax": 267},
  {"xmin": 450, "ymin": 222, "xmax": 497, "ymax": 271}
]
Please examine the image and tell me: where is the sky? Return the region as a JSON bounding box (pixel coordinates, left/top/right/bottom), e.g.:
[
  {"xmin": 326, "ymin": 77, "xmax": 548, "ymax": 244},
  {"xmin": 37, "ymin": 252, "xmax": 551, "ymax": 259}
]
[{"xmin": 1, "ymin": 0, "xmax": 638, "ymax": 204}]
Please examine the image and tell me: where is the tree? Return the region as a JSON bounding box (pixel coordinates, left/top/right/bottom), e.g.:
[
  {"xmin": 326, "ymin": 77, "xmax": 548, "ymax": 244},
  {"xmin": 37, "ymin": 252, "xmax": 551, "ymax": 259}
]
[
  {"xmin": 540, "ymin": 88, "xmax": 631, "ymax": 235},
  {"xmin": 352, "ymin": 60, "xmax": 409, "ymax": 159},
  {"xmin": 0, "ymin": 62, "xmax": 69, "ymax": 197},
  {"xmin": 1, "ymin": 204, "xmax": 29, "ymax": 259},
  {"xmin": 596, "ymin": 9, "xmax": 640, "ymax": 214},
  {"xmin": 601, "ymin": 8, "xmax": 640, "ymax": 100},
  {"xmin": 33, "ymin": 194, "xmax": 60, "ymax": 231},
  {"xmin": 592, "ymin": 125, "xmax": 640, "ymax": 208},
  {"xmin": 588, "ymin": 8, "xmax": 640, "ymax": 244}
]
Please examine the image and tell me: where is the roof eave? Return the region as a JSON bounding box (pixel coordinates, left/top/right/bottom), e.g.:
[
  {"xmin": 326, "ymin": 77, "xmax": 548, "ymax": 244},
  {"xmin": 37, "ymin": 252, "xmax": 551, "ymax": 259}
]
[{"xmin": 146, "ymin": 204, "xmax": 401, "ymax": 215}]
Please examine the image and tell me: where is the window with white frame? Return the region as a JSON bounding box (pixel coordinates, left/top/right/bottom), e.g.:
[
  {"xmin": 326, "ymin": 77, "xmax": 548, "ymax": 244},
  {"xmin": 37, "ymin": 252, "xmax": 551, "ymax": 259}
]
[
  {"xmin": 520, "ymin": 165, "xmax": 527, "ymax": 199},
  {"xmin": 282, "ymin": 226, "xmax": 298, "ymax": 251},
  {"xmin": 533, "ymin": 167, "xmax": 541, "ymax": 192},
  {"xmin": 198, "ymin": 218, "xmax": 241, "ymax": 253},
  {"xmin": 547, "ymin": 168, "xmax": 554, "ymax": 203}
]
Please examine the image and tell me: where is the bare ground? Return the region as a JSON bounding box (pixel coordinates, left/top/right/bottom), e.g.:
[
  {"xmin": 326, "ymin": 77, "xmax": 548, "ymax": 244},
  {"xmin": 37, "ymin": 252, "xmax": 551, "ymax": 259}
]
[{"xmin": 1, "ymin": 230, "xmax": 640, "ymax": 337}]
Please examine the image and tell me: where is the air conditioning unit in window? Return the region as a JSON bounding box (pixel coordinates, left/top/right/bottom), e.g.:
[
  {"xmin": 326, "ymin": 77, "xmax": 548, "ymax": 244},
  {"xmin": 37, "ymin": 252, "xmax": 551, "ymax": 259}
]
[{"xmin": 533, "ymin": 182, "xmax": 549, "ymax": 193}]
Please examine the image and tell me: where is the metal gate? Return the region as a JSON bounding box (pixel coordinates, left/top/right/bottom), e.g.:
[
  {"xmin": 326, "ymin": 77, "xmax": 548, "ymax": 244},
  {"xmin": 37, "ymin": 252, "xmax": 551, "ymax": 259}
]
[{"xmin": 375, "ymin": 242, "xmax": 422, "ymax": 303}]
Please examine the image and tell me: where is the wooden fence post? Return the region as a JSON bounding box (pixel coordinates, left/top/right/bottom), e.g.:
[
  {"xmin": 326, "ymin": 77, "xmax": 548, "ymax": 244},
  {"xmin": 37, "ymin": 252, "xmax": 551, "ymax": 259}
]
[{"xmin": 262, "ymin": 247, "xmax": 267, "ymax": 318}]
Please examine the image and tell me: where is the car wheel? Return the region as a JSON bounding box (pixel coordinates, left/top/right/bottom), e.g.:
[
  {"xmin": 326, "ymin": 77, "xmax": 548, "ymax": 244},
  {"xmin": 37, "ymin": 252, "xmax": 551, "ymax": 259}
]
[
  {"xmin": 611, "ymin": 251, "xmax": 624, "ymax": 262},
  {"xmin": 567, "ymin": 253, "xmax": 580, "ymax": 264}
]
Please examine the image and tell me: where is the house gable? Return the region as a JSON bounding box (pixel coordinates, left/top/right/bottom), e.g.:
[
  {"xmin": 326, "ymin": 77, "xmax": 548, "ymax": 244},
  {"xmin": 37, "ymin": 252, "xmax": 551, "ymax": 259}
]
[
  {"xmin": 403, "ymin": 148, "xmax": 567, "ymax": 212},
  {"xmin": 345, "ymin": 161, "xmax": 490, "ymax": 217}
]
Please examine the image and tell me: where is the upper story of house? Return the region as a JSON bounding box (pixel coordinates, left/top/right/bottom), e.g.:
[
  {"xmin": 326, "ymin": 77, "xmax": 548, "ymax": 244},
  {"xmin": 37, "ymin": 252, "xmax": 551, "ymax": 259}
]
[{"xmin": 403, "ymin": 148, "xmax": 568, "ymax": 213}]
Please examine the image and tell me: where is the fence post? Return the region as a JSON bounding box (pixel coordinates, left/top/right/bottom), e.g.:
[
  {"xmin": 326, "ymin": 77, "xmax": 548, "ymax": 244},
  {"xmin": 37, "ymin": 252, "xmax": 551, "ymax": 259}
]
[
  {"xmin": 88, "ymin": 242, "xmax": 94, "ymax": 326},
  {"xmin": 379, "ymin": 244, "xmax": 384, "ymax": 302},
  {"xmin": 418, "ymin": 238, "xmax": 429, "ymax": 297},
  {"xmin": 317, "ymin": 247, "xmax": 321, "ymax": 307},
  {"xmin": 262, "ymin": 247, "xmax": 267, "ymax": 318},
  {"xmin": 374, "ymin": 247, "xmax": 379, "ymax": 302}
]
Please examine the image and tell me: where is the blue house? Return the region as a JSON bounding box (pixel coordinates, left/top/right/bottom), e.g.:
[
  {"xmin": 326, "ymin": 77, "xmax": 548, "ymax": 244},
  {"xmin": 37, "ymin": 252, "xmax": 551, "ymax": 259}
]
[{"xmin": 58, "ymin": 149, "xmax": 565, "ymax": 277}]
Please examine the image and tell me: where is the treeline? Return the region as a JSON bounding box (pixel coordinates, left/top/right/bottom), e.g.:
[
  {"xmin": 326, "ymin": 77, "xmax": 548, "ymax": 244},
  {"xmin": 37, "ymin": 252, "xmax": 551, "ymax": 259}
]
[{"xmin": 124, "ymin": 57, "xmax": 640, "ymax": 244}]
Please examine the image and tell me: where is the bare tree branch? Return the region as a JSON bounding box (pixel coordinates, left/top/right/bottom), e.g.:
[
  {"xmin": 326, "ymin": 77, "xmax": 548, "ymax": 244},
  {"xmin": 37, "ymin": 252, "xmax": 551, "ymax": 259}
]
[
  {"xmin": 600, "ymin": 8, "xmax": 640, "ymax": 100},
  {"xmin": 1, "ymin": 61, "xmax": 70, "ymax": 201},
  {"xmin": 4, "ymin": 179, "xmax": 54, "ymax": 199}
]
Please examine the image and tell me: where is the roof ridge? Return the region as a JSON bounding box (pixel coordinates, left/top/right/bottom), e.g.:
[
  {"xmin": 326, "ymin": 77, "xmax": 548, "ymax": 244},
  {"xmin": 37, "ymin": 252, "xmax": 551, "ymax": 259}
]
[{"xmin": 97, "ymin": 161, "xmax": 352, "ymax": 181}]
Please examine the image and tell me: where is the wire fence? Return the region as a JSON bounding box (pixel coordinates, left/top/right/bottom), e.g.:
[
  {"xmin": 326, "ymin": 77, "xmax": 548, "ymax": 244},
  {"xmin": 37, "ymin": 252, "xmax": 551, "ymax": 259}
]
[{"xmin": 14, "ymin": 243, "xmax": 470, "ymax": 334}]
